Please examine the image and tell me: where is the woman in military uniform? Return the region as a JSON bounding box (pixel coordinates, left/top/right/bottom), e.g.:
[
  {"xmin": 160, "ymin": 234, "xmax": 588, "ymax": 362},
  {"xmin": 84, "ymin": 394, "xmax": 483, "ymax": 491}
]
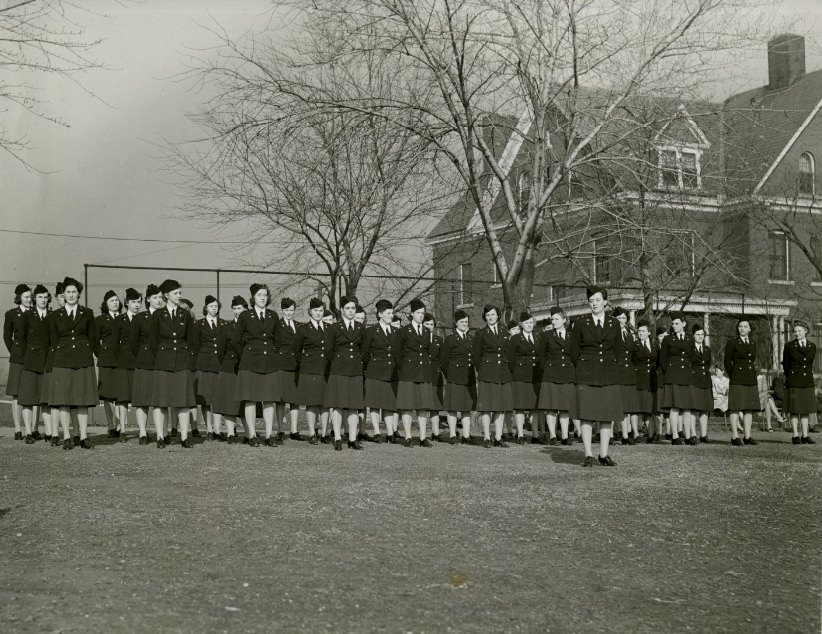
[
  {"xmin": 361, "ymin": 299, "xmax": 398, "ymax": 443},
  {"xmin": 440, "ymin": 309, "xmax": 475, "ymax": 444},
  {"xmin": 193, "ymin": 295, "xmax": 223, "ymax": 441},
  {"xmin": 473, "ymin": 304, "xmax": 513, "ymax": 448},
  {"xmin": 395, "ymin": 298, "xmax": 436, "ymax": 447},
  {"xmin": 275, "ymin": 297, "xmax": 301, "ymax": 443},
  {"xmin": 782, "ymin": 321, "xmax": 816, "ymax": 445},
  {"xmin": 4, "ymin": 284, "xmax": 32, "ymax": 440},
  {"xmin": 659, "ymin": 313, "xmax": 694, "ymax": 445},
  {"xmin": 213, "ymin": 296, "xmax": 246, "ymax": 442},
  {"xmin": 49, "ymin": 277, "xmax": 98, "ymax": 449},
  {"xmin": 630, "ymin": 321, "xmax": 659, "ymax": 443},
  {"xmin": 95, "ymin": 290, "xmax": 122, "ymax": 438},
  {"xmin": 111, "ymin": 288, "xmax": 141, "ymax": 442},
  {"xmin": 612, "ymin": 307, "xmax": 639, "ymax": 445},
  {"xmin": 129, "ymin": 285, "xmax": 163, "ymax": 445},
  {"xmin": 292, "ymin": 297, "xmax": 328, "ymax": 444},
  {"xmin": 690, "ymin": 324, "xmax": 713, "ymax": 443},
  {"xmin": 537, "ymin": 307, "xmax": 576, "ymax": 445},
  {"xmin": 18, "ymin": 284, "xmax": 50, "ymax": 443},
  {"xmin": 724, "ymin": 318, "xmax": 761, "ymax": 446},
  {"xmin": 423, "ymin": 313, "xmax": 445, "ymax": 441},
  {"xmin": 508, "ymin": 311, "xmax": 539, "ymax": 444}
]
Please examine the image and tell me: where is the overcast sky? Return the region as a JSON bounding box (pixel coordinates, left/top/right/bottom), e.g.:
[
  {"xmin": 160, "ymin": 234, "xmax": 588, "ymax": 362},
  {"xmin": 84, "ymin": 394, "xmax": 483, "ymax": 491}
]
[{"xmin": 2, "ymin": 0, "xmax": 822, "ymax": 309}]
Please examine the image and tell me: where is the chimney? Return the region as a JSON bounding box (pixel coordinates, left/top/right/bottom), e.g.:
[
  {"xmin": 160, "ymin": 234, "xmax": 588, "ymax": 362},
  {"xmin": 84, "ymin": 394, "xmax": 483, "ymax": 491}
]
[{"xmin": 768, "ymin": 34, "xmax": 805, "ymax": 90}]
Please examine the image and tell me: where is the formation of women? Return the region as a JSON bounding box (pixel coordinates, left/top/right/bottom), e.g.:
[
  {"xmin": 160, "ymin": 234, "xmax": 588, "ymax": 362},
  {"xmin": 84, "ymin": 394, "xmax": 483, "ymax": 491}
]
[{"xmin": 4, "ymin": 280, "xmax": 818, "ymax": 467}]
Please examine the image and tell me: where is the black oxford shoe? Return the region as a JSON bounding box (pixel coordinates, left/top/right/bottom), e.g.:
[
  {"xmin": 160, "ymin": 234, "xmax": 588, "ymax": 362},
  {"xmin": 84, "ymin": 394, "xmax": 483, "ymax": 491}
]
[{"xmin": 598, "ymin": 455, "xmax": 616, "ymax": 467}]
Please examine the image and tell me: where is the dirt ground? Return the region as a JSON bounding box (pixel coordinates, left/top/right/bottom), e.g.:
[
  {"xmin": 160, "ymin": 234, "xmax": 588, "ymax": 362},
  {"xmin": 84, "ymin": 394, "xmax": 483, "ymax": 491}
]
[{"xmin": 1, "ymin": 425, "xmax": 819, "ymax": 633}]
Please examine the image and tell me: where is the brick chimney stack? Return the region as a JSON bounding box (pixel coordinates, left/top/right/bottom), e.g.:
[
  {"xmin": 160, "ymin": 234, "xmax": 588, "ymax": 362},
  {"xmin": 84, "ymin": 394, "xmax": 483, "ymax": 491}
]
[{"xmin": 768, "ymin": 34, "xmax": 805, "ymax": 90}]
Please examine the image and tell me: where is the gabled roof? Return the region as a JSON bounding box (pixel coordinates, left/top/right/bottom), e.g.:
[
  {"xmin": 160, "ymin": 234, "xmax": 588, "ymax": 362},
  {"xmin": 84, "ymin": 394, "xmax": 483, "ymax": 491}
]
[{"xmin": 722, "ymin": 68, "xmax": 822, "ymax": 195}]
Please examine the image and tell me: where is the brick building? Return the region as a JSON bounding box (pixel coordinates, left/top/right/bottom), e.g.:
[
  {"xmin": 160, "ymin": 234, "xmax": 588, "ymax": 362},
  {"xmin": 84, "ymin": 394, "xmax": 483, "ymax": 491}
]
[{"xmin": 427, "ymin": 35, "xmax": 822, "ymax": 372}]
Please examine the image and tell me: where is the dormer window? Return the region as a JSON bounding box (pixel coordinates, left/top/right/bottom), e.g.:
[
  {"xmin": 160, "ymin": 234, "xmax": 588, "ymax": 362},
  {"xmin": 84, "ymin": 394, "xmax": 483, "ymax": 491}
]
[
  {"xmin": 799, "ymin": 152, "xmax": 815, "ymax": 195},
  {"xmin": 657, "ymin": 147, "xmax": 702, "ymax": 190}
]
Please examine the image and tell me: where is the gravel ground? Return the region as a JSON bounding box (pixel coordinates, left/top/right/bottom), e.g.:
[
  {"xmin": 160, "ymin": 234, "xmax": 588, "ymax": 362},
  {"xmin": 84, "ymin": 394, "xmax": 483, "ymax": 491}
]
[{"xmin": 1, "ymin": 426, "xmax": 819, "ymax": 634}]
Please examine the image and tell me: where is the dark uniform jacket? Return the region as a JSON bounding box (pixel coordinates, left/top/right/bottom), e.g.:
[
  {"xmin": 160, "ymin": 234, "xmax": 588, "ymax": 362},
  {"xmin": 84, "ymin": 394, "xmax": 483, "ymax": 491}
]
[
  {"xmin": 538, "ymin": 329, "xmax": 575, "ymax": 384},
  {"xmin": 690, "ymin": 343, "xmax": 712, "ymax": 389},
  {"xmin": 723, "ymin": 337, "xmax": 757, "ymax": 385},
  {"xmin": 275, "ymin": 317, "xmax": 299, "ymax": 372},
  {"xmin": 233, "ymin": 308, "xmax": 279, "ymax": 374},
  {"xmin": 394, "ymin": 323, "xmax": 432, "ymax": 383},
  {"xmin": 472, "ymin": 325, "xmax": 512, "ymax": 383},
  {"xmin": 193, "ymin": 317, "xmax": 224, "ymax": 373},
  {"xmin": 149, "ymin": 307, "xmax": 195, "ymax": 372},
  {"xmin": 429, "ymin": 331, "xmax": 443, "ymax": 384},
  {"xmin": 569, "ymin": 314, "xmax": 622, "ymax": 386},
  {"xmin": 631, "ymin": 338, "xmax": 658, "ymax": 392},
  {"xmin": 439, "ymin": 331, "xmax": 475, "ymax": 385},
  {"xmin": 292, "ymin": 321, "xmax": 328, "ymax": 375},
  {"xmin": 21, "ymin": 309, "xmax": 51, "ymax": 373},
  {"xmin": 50, "ymin": 306, "xmax": 97, "ymax": 369},
  {"xmin": 614, "ymin": 329, "xmax": 637, "ymax": 386},
  {"xmin": 782, "ymin": 340, "xmax": 816, "ymax": 388},
  {"xmin": 44, "ymin": 310, "xmax": 59, "ymax": 373},
  {"xmin": 217, "ymin": 320, "xmax": 242, "ymax": 373},
  {"xmin": 325, "ymin": 319, "xmax": 365, "ymax": 377},
  {"xmin": 660, "ymin": 333, "xmax": 693, "ymax": 386},
  {"xmin": 94, "ymin": 313, "xmax": 120, "ymax": 368},
  {"xmin": 361, "ymin": 323, "xmax": 397, "ymax": 382},
  {"xmin": 113, "ymin": 313, "xmax": 139, "ymax": 371},
  {"xmin": 4, "ymin": 306, "xmax": 28, "ymax": 364},
  {"xmin": 129, "ymin": 310, "xmax": 157, "ymax": 370},
  {"xmin": 507, "ymin": 332, "xmax": 540, "ymax": 383}
]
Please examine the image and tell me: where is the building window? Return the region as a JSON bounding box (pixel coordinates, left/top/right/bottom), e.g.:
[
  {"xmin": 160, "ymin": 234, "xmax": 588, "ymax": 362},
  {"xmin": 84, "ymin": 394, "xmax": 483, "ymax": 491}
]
[
  {"xmin": 799, "ymin": 152, "xmax": 815, "ymax": 195},
  {"xmin": 593, "ymin": 237, "xmax": 612, "ymax": 285},
  {"xmin": 768, "ymin": 231, "xmax": 789, "ymax": 280},
  {"xmin": 657, "ymin": 148, "xmax": 702, "ymax": 190},
  {"xmin": 459, "ymin": 262, "xmax": 473, "ymax": 306}
]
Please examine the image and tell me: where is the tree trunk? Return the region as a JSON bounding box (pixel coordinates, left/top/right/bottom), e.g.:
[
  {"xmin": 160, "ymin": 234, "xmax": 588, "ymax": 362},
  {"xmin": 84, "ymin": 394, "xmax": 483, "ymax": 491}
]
[{"xmin": 502, "ymin": 247, "xmax": 536, "ymax": 322}]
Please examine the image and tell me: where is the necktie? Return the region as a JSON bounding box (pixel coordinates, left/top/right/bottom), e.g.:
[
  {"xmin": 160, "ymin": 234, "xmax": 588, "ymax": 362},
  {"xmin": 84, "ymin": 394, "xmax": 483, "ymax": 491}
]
[
  {"xmin": 289, "ymin": 321, "xmax": 295, "ymax": 332},
  {"xmin": 258, "ymin": 310, "xmax": 264, "ymax": 320},
  {"xmin": 697, "ymin": 345, "xmax": 702, "ymax": 354},
  {"xmin": 491, "ymin": 326, "xmax": 497, "ymax": 336},
  {"xmin": 679, "ymin": 334, "xmax": 683, "ymax": 341},
  {"xmin": 349, "ymin": 321, "xmax": 353, "ymax": 333},
  {"xmin": 644, "ymin": 340, "xmax": 650, "ymax": 352},
  {"xmin": 526, "ymin": 334, "xmax": 532, "ymax": 344},
  {"xmin": 596, "ymin": 319, "xmax": 602, "ymax": 330},
  {"xmin": 171, "ymin": 308, "xmax": 176, "ymax": 320}
]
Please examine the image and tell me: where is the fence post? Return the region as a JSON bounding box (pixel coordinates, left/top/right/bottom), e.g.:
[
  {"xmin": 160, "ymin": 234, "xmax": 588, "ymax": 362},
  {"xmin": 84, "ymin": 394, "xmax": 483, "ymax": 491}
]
[
  {"xmin": 84, "ymin": 264, "xmax": 88, "ymax": 307},
  {"xmin": 216, "ymin": 270, "xmax": 221, "ymax": 307}
]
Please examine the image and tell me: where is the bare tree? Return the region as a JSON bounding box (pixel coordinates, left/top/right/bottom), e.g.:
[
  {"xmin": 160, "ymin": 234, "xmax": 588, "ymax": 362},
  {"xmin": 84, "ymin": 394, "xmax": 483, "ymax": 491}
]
[
  {"xmin": 257, "ymin": 0, "xmax": 767, "ymax": 315},
  {"xmin": 0, "ymin": 0, "xmax": 106, "ymax": 164}
]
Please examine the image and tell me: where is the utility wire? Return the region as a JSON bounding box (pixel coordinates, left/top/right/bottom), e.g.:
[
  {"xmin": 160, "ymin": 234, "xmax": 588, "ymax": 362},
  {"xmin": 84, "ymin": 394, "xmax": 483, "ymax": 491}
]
[{"xmin": 0, "ymin": 228, "xmax": 300, "ymax": 245}]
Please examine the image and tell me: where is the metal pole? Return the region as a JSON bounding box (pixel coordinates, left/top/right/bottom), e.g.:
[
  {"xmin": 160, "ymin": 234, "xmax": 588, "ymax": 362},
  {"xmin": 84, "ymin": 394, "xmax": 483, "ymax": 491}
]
[
  {"xmin": 216, "ymin": 270, "xmax": 221, "ymax": 308},
  {"xmin": 84, "ymin": 264, "xmax": 88, "ymax": 307}
]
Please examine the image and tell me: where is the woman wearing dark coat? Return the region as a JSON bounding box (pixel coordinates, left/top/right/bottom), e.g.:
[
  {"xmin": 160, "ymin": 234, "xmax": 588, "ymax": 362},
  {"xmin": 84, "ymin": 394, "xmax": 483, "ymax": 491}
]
[
  {"xmin": 112, "ymin": 288, "xmax": 142, "ymax": 442},
  {"xmin": 440, "ymin": 309, "xmax": 476, "ymax": 444},
  {"xmin": 724, "ymin": 318, "xmax": 761, "ymax": 446},
  {"xmin": 192, "ymin": 295, "xmax": 224, "ymax": 441},
  {"xmin": 95, "ymin": 290, "xmax": 122, "ymax": 437},
  {"xmin": 275, "ymin": 297, "xmax": 301, "ymax": 442},
  {"xmin": 361, "ymin": 299, "xmax": 399, "ymax": 443},
  {"xmin": 129, "ymin": 285, "xmax": 163, "ymax": 444},
  {"xmin": 50, "ymin": 277, "xmax": 98, "ymax": 450},
  {"xmin": 473, "ymin": 304, "xmax": 513, "ymax": 448},
  {"xmin": 212, "ymin": 295, "xmax": 246, "ymax": 442},
  {"xmin": 537, "ymin": 307, "xmax": 576, "ymax": 445},
  {"xmin": 4, "ymin": 283, "xmax": 32, "ymax": 440},
  {"xmin": 395, "ymin": 298, "xmax": 436, "ymax": 447},
  {"xmin": 424, "ymin": 313, "xmax": 445, "ymax": 440},
  {"xmin": 292, "ymin": 297, "xmax": 329, "ymax": 444},
  {"xmin": 18, "ymin": 284, "xmax": 50, "ymax": 443},
  {"xmin": 149, "ymin": 279, "xmax": 197, "ymax": 448},
  {"xmin": 782, "ymin": 321, "xmax": 816, "ymax": 444},
  {"xmin": 569, "ymin": 286, "xmax": 623, "ymax": 467},
  {"xmin": 323, "ymin": 295, "xmax": 365, "ymax": 450},
  {"xmin": 507, "ymin": 311, "xmax": 540, "ymax": 444},
  {"xmin": 612, "ymin": 307, "xmax": 639, "ymax": 445},
  {"xmin": 690, "ymin": 324, "xmax": 713, "ymax": 443},
  {"xmin": 659, "ymin": 313, "xmax": 695, "ymax": 445},
  {"xmin": 233, "ymin": 283, "xmax": 281, "ymax": 447},
  {"xmin": 631, "ymin": 321, "xmax": 659, "ymax": 443}
]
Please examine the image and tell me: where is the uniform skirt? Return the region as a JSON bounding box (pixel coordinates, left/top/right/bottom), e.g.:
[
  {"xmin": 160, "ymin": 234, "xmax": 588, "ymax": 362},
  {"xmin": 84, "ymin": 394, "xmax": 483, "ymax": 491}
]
[
  {"xmin": 97, "ymin": 366, "xmax": 119, "ymax": 400},
  {"xmin": 50, "ymin": 366, "xmax": 99, "ymax": 407},
  {"xmin": 444, "ymin": 382, "xmax": 476, "ymax": 413},
  {"xmin": 633, "ymin": 389, "xmax": 656, "ymax": 415},
  {"xmin": 17, "ymin": 369, "xmax": 43, "ymax": 407},
  {"xmin": 234, "ymin": 369, "xmax": 280, "ymax": 403},
  {"xmin": 537, "ymin": 381, "xmax": 576, "ymax": 414},
  {"xmin": 511, "ymin": 381, "xmax": 538, "ymax": 410},
  {"xmin": 660, "ymin": 383, "xmax": 694, "ymax": 410},
  {"xmin": 213, "ymin": 371, "xmax": 242, "ymax": 417},
  {"xmin": 113, "ymin": 368, "xmax": 134, "ymax": 403},
  {"xmin": 575, "ymin": 384, "xmax": 623, "ymax": 422},
  {"xmin": 364, "ymin": 378, "xmax": 397, "ymax": 410},
  {"xmin": 5, "ymin": 362, "xmax": 22, "ymax": 397},
  {"xmin": 476, "ymin": 381, "xmax": 513, "ymax": 412},
  {"xmin": 39, "ymin": 370, "xmax": 53, "ymax": 405},
  {"xmin": 324, "ymin": 374, "xmax": 364, "ymax": 409},
  {"xmin": 690, "ymin": 386, "xmax": 713, "ymax": 413},
  {"xmin": 728, "ymin": 384, "xmax": 761, "ymax": 412},
  {"xmin": 618, "ymin": 384, "xmax": 640, "ymax": 415},
  {"xmin": 131, "ymin": 368, "xmax": 154, "ymax": 407},
  {"xmin": 396, "ymin": 380, "xmax": 436, "ymax": 411},
  {"xmin": 151, "ymin": 369, "xmax": 196, "ymax": 408},
  {"xmin": 297, "ymin": 373, "xmax": 326, "ymax": 407},
  {"xmin": 275, "ymin": 369, "xmax": 299, "ymax": 405},
  {"xmin": 431, "ymin": 376, "xmax": 444, "ymax": 412},
  {"xmin": 785, "ymin": 386, "xmax": 816, "ymax": 415},
  {"xmin": 195, "ymin": 370, "xmax": 220, "ymax": 407}
]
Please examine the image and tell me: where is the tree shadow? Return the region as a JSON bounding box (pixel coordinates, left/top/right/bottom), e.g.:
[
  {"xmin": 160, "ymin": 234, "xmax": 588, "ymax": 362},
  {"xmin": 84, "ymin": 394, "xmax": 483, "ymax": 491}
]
[{"xmin": 540, "ymin": 447, "xmax": 585, "ymax": 465}]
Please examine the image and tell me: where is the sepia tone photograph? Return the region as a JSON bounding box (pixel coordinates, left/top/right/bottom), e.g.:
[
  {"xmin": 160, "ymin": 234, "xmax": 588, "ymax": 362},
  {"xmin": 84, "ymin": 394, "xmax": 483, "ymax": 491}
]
[{"xmin": 1, "ymin": 1, "xmax": 821, "ymax": 632}]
